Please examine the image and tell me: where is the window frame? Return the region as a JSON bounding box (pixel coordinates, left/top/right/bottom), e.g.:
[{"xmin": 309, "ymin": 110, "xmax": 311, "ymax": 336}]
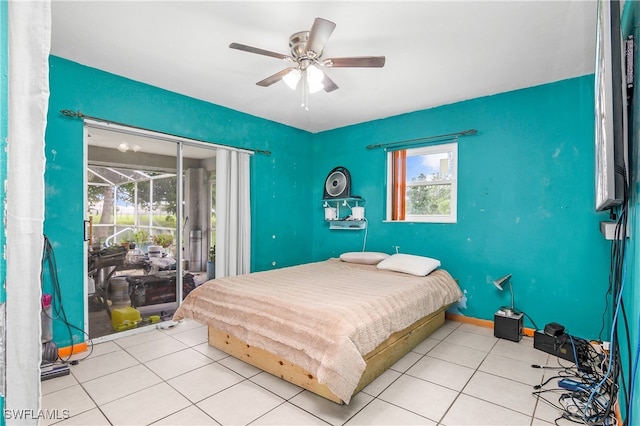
[{"xmin": 386, "ymin": 142, "xmax": 458, "ymax": 223}]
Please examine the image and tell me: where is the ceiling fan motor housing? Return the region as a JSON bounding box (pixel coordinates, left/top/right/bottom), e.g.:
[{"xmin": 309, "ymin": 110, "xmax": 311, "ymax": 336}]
[{"xmin": 289, "ymin": 31, "xmax": 311, "ymax": 59}]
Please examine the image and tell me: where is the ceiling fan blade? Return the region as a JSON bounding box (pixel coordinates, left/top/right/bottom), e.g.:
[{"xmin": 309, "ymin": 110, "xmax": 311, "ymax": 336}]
[
  {"xmin": 229, "ymin": 42, "xmax": 291, "ymax": 61},
  {"xmin": 323, "ymin": 56, "xmax": 386, "ymax": 68},
  {"xmin": 305, "ymin": 18, "xmax": 336, "ymax": 56},
  {"xmin": 256, "ymin": 67, "xmax": 297, "ymax": 87},
  {"xmin": 322, "ymin": 73, "xmax": 339, "ymax": 93}
]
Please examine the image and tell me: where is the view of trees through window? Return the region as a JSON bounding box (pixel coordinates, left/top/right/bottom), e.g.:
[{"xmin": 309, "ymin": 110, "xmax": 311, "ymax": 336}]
[
  {"xmin": 388, "ymin": 142, "xmax": 457, "ymax": 223},
  {"xmin": 405, "ymin": 151, "xmax": 453, "ymax": 216},
  {"xmin": 87, "ymin": 166, "xmax": 177, "ymax": 246}
]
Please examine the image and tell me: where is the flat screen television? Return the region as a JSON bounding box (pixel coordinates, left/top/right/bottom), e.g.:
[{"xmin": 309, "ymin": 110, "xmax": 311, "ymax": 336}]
[{"xmin": 594, "ymin": 0, "xmax": 628, "ymax": 212}]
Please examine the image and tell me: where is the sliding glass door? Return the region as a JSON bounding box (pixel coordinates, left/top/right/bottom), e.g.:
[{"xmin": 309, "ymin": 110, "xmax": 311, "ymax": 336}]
[{"xmin": 84, "ymin": 122, "xmax": 216, "ymax": 340}]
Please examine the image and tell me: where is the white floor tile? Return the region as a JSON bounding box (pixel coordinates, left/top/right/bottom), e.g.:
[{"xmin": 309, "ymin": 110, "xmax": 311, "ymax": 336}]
[
  {"xmin": 81, "ymin": 364, "xmax": 162, "ymax": 405},
  {"xmin": 251, "ymin": 402, "xmax": 328, "ymax": 425},
  {"xmin": 69, "ymin": 350, "xmax": 139, "ymax": 383},
  {"xmin": 389, "ymin": 350, "xmax": 422, "ymax": 373},
  {"xmin": 442, "ymin": 319, "xmax": 461, "ymax": 330},
  {"xmin": 250, "ymin": 371, "xmax": 305, "ymax": 400},
  {"xmin": 100, "ymin": 382, "xmax": 191, "ymax": 425},
  {"xmin": 146, "ymin": 347, "xmax": 213, "ymax": 380},
  {"xmin": 54, "ymin": 408, "xmax": 110, "ymax": 426},
  {"xmin": 41, "ymin": 372, "xmax": 78, "ymax": 395},
  {"xmin": 171, "ymin": 326, "xmax": 208, "ymax": 347},
  {"xmin": 40, "ymin": 384, "xmax": 96, "ymax": 426},
  {"xmin": 197, "ymin": 381, "xmax": 285, "ymax": 425},
  {"xmin": 159, "ymin": 318, "xmax": 205, "ymax": 335},
  {"xmin": 406, "ymin": 356, "xmax": 475, "ymax": 391},
  {"xmin": 218, "ymin": 354, "xmax": 262, "ymax": 377},
  {"xmin": 463, "ymin": 371, "xmax": 537, "ymax": 416},
  {"xmin": 533, "ymin": 391, "xmax": 575, "ymax": 425},
  {"xmin": 289, "ymin": 391, "xmax": 373, "ymax": 426},
  {"xmin": 43, "ymin": 319, "xmax": 570, "ymax": 426},
  {"xmin": 345, "ymin": 399, "xmax": 436, "ymax": 425},
  {"xmin": 428, "ymin": 326, "xmax": 455, "ymax": 341},
  {"xmin": 443, "ymin": 329, "xmax": 498, "ymax": 352},
  {"xmin": 115, "ymin": 328, "xmax": 166, "ymax": 349},
  {"xmin": 152, "ymin": 405, "xmax": 219, "ymax": 425},
  {"xmin": 361, "ymin": 368, "xmax": 402, "ymax": 397},
  {"xmin": 457, "ymin": 322, "xmax": 496, "ymax": 337},
  {"xmin": 167, "ymin": 362, "xmax": 244, "ymax": 403},
  {"xmin": 427, "ymin": 341, "xmax": 488, "ymax": 369},
  {"xmin": 378, "ymin": 375, "xmax": 458, "ymax": 422},
  {"xmin": 125, "ymin": 334, "xmax": 189, "ymax": 362},
  {"xmin": 193, "ymin": 342, "xmax": 230, "ymax": 361},
  {"xmin": 441, "ymin": 394, "xmax": 532, "ymax": 425},
  {"xmin": 491, "ymin": 336, "xmax": 549, "ymax": 365},
  {"xmin": 71, "ymin": 340, "xmax": 120, "ymax": 360},
  {"xmin": 479, "ymin": 352, "xmax": 545, "ymax": 385},
  {"xmin": 531, "ymin": 418, "xmax": 555, "ymax": 425},
  {"xmin": 411, "ymin": 337, "xmax": 439, "ymax": 355}
]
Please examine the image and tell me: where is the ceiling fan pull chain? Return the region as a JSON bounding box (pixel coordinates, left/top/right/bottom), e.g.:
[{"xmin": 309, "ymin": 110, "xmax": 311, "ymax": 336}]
[{"xmin": 301, "ymin": 75, "xmax": 309, "ymax": 111}]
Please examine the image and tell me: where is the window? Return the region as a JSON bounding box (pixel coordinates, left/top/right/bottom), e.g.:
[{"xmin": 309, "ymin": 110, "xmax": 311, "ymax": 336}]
[{"xmin": 386, "ymin": 142, "xmax": 458, "ymax": 223}]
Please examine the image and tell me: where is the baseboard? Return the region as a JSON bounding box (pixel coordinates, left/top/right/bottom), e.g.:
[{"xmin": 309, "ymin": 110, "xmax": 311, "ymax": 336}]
[
  {"xmin": 445, "ymin": 312, "xmax": 535, "ymax": 337},
  {"xmin": 57, "ymin": 342, "xmax": 88, "ymax": 358}
]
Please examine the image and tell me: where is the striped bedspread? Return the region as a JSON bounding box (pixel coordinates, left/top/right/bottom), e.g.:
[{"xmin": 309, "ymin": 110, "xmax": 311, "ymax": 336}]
[{"xmin": 173, "ymin": 258, "xmax": 462, "ymax": 403}]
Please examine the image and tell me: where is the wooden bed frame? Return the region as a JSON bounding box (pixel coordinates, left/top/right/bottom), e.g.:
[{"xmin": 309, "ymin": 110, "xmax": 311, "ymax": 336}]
[{"xmin": 207, "ymin": 303, "xmax": 451, "ymax": 404}]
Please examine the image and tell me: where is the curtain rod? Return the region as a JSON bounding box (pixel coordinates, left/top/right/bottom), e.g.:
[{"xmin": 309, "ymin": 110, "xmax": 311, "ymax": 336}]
[
  {"xmin": 366, "ymin": 129, "xmax": 478, "ymax": 150},
  {"xmin": 59, "ymin": 110, "xmax": 272, "ymax": 156}
]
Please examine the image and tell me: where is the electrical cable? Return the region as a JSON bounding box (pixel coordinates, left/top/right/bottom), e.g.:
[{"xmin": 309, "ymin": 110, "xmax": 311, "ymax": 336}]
[
  {"xmin": 42, "ymin": 235, "xmax": 95, "ymax": 364},
  {"xmin": 581, "ymin": 244, "xmax": 626, "ymax": 425},
  {"xmin": 361, "ymin": 218, "xmax": 369, "ymax": 251},
  {"xmin": 531, "ymin": 330, "xmax": 619, "ymax": 425},
  {"xmin": 628, "ymin": 310, "xmax": 640, "ymax": 426},
  {"xmin": 520, "ymin": 310, "xmax": 540, "ymax": 331}
]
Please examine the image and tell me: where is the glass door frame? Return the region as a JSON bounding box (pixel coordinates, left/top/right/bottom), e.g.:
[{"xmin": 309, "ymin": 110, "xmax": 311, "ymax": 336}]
[{"xmin": 83, "ymin": 119, "xmax": 216, "ymax": 342}]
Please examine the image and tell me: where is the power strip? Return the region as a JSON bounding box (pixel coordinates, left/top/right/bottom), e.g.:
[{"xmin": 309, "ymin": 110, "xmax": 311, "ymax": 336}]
[{"xmin": 558, "ymin": 378, "xmax": 586, "ymax": 392}]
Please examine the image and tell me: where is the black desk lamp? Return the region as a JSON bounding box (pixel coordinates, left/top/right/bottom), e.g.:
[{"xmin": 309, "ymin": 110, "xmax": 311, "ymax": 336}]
[
  {"xmin": 493, "ymin": 273, "xmax": 515, "ymax": 316},
  {"xmin": 493, "ymin": 273, "xmax": 523, "ymax": 341}
]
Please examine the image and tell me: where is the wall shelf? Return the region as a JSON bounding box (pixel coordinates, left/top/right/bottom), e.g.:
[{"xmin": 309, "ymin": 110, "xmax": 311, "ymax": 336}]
[
  {"xmin": 323, "ymin": 197, "xmax": 366, "ymax": 230},
  {"xmin": 327, "ymin": 219, "xmax": 367, "ymax": 230}
]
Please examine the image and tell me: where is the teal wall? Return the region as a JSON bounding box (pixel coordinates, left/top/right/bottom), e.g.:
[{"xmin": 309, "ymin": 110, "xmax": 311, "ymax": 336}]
[
  {"xmin": 47, "ymin": 58, "xmax": 617, "ymax": 356},
  {"xmin": 310, "ymin": 76, "xmax": 611, "ymax": 339},
  {"xmin": 620, "ymin": 2, "xmax": 639, "ymax": 422},
  {"xmin": 0, "ymin": 0, "xmax": 7, "ymax": 305},
  {"xmin": 46, "ymin": 58, "xmax": 614, "ymax": 345},
  {"xmin": 45, "ymin": 56, "xmax": 314, "ymax": 347},
  {"xmin": 0, "ymin": 0, "xmax": 7, "ymax": 422}
]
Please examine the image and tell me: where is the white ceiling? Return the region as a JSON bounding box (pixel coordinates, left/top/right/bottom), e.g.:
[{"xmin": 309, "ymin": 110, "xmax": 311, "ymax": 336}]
[{"xmin": 50, "ymin": 1, "xmax": 598, "ymax": 134}]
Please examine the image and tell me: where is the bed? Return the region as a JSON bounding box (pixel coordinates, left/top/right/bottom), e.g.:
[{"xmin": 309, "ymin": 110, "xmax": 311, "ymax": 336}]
[{"xmin": 173, "ymin": 256, "xmax": 462, "ymax": 404}]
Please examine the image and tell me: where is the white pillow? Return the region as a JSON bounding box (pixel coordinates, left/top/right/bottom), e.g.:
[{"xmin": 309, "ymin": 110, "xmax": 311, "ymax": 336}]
[
  {"xmin": 339, "ymin": 252, "xmax": 390, "ymax": 265},
  {"xmin": 376, "ymin": 253, "xmax": 441, "ymax": 276}
]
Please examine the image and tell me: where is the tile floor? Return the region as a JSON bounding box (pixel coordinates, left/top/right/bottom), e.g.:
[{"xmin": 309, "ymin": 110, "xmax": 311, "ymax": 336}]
[{"xmin": 41, "ymin": 319, "xmax": 579, "ymax": 425}]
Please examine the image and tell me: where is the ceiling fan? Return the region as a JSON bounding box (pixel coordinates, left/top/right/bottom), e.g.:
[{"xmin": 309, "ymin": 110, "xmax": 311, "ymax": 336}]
[{"xmin": 229, "ymin": 17, "xmax": 385, "ymax": 100}]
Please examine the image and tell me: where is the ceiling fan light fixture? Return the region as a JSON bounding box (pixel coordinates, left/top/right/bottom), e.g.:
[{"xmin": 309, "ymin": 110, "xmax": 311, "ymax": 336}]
[
  {"xmin": 229, "ymin": 17, "xmax": 383, "ymax": 106},
  {"xmin": 306, "ymin": 65, "xmax": 324, "ymax": 94},
  {"xmin": 283, "ymin": 68, "xmax": 301, "ymax": 90}
]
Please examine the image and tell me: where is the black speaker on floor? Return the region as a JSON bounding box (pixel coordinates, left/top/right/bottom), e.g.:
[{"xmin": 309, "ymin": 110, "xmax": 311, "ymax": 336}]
[{"xmin": 494, "ymin": 311, "xmax": 523, "ymax": 342}]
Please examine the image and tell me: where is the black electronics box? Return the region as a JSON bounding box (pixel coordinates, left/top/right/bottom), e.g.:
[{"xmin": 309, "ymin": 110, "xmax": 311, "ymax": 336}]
[
  {"xmin": 533, "ymin": 331, "xmax": 577, "ymax": 363},
  {"xmin": 494, "ymin": 312, "xmax": 523, "ymax": 342}
]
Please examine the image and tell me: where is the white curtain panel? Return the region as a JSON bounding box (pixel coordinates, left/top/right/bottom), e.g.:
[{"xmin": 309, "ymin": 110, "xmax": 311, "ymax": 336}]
[
  {"xmin": 6, "ymin": 0, "xmax": 50, "ymax": 421},
  {"xmin": 215, "ymin": 149, "xmax": 251, "ymax": 277}
]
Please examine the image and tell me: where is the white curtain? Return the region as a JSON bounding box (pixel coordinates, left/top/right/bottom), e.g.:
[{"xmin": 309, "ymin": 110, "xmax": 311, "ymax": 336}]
[
  {"xmin": 6, "ymin": 0, "xmax": 50, "ymax": 422},
  {"xmin": 215, "ymin": 149, "xmax": 251, "ymax": 277}
]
